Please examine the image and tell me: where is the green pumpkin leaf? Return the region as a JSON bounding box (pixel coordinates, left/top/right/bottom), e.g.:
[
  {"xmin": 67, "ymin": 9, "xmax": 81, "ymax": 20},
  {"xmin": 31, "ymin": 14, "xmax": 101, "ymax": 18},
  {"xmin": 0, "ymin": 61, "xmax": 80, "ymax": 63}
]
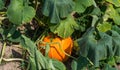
[
  {"xmin": 97, "ymin": 32, "xmax": 113, "ymax": 60},
  {"xmin": 20, "ymin": 35, "xmax": 37, "ymax": 70},
  {"xmin": 50, "ymin": 15, "xmax": 79, "ymax": 38},
  {"xmin": 29, "ymin": 57, "xmax": 37, "ymax": 70},
  {"xmin": 7, "ymin": 30, "xmax": 22, "ymax": 43},
  {"xmin": 97, "ymin": 22, "xmax": 111, "ymax": 32},
  {"xmin": 77, "ymin": 27, "xmax": 97, "ymax": 57},
  {"xmin": 105, "ymin": 5, "xmax": 120, "ymax": 25},
  {"xmin": 74, "ymin": 0, "xmax": 94, "ymax": 13},
  {"xmin": 91, "ymin": 7, "xmax": 101, "ymax": 16},
  {"xmin": 7, "ymin": 0, "xmax": 23, "ymax": 25},
  {"xmin": 20, "ymin": 35, "xmax": 35, "ymax": 56},
  {"xmin": 71, "ymin": 60, "xmax": 77, "ymax": 70},
  {"xmin": 77, "ymin": 27, "xmax": 114, "ymax": 67},
  {"xmin": 35, "ymin": 51, "xmax": 49, "ymax": 70},
  {"xmin": 116, "ymin": 7, "xmax": 120, "ymax": 14},
  {"xmin": 42, "ymin": 0, "xmax": 74, "ymax": 23},
  {"xmin": 106, "ymin": 57, "xmax": 116, "ymax": 66},
  {"xmin": 20, "ymin": 35, "xmax": 49, "ymax": 70},
  {"xmin": 0, "ymin": 0, "xmax": 4, "ymax": 10},
  {"xmin": 22, "ymin": 6, "xmax": 35, "ymax": 23},
  {"xmin": 20, "ymin": 35, "xmax": 66, "ymax": 70},
  {"xmin": 71, "ymin": 56, "xmax": 90, "ymax": 70},
  {"xmin": 114, "ymin": 56, "xmax": 120, "ymax": 63},
  {"xmin": 7, "ymin": 0, "xmax": 35, "ymax": 25},
  {"xmin": 112, "ymin": 25, "xmax": 120, "ymax": 35},
  {"xmin": 112, "ymin": 25, "xmax": 120, "ymax": 34},
  {"xmin": 106, "ymin": 30, "xmax": 120, "ymax": 57},
  {"xmin": 51, "ymin": 59, "xmax": 66, "ymax": 70},
  {"xmin": 106, "ymin": 0, "xmax": 120, "ymax": 7},
  {"xmin": 103, "ymin": 64, "xmax": 117, "ymax": 70}
]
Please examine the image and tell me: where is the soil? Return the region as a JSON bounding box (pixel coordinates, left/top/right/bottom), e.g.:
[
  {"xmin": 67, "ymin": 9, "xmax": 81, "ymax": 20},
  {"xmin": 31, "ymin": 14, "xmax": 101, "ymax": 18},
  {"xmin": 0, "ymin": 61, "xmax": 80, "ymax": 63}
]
[{"xmin": 0, "ymin": 42, "xmax": 22, "ymax": 70}]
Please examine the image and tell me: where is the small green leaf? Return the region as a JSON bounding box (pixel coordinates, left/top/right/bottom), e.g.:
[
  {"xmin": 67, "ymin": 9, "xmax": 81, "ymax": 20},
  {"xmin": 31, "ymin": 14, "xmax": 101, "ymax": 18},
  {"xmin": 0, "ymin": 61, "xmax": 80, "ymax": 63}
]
[
  {"xmin": 7, "ymin": 30, "xmax": 22, "ymax": 43},
  {"xmin": 71, "ymin": 60, "xmax": 77, "ymax": 70},
  {"xmin": 91, "ymin": 7, "xmax": 101, "ymax": 16},
  {"xmin": 106, "ymin": 57, "xmax": 116, "ymax": 66},
  {"xmin": 0, "ymin": 24, "xmax": 20, "ymax": 40},
  {"xmin": 116, "ymin": 8, "xmax": 120, "ymax": 14},
  {"xmin": 106, "ymin": 0, "xmax": 120, "ymax": 7},
  {"xmin": 50, "ymin": 15, "xmax": 79, "ymax": 38},
  {"xmin": 97, "ymin": 22, "xmax": 111, "ymax": 32},
  {"xmin": 71, "ymin": 56, "xmax": 90, "ymax": 70},
  {"xmin": 105, "ymin": 4, "xmax": 120, "ymax": 25},
  {"xmin": 7, "ymin": 0, "xmax": 23, "ymax": 25},
  {"xmin": 51, "ymin": 59, "xmax": 66, "ymax": 70},
  {"xmin": 112, "ymin": 25, "xmax": 120, "ymax": 34},
  {"xmin": 20, "ymin": 35, "xmax": 35, "ymax": 55},
  {"xmin": 22, "ymin": 6, "xmax": 35, "ymax": 23},
  {"xmin": 29, "ymin": 57, "xmax": 37, "ymax": 70},
  {"xmin": 114, "ymin": 56, "xmax": 120, "ymax": 63},
  {"xmin": 48, "ymin": 59, "xmax": 56, "ymax": 70},
  {"xmin": 35, "ymin": 50, "xmax": 49, "ymax": 69},
  {"xmin": 7, "ymin": 25, "xmax": 17, "ymax": 38},
  {"xmin": 103, "ymin": 64, "xmax": 117, "ymax": 70},
  {"xmin": 0, "ymin": 0, "xmax": 4, "ymax": 10},
  {"xmin": 74, "ymin": 0, "xmax": 94, "ymax": 13}
]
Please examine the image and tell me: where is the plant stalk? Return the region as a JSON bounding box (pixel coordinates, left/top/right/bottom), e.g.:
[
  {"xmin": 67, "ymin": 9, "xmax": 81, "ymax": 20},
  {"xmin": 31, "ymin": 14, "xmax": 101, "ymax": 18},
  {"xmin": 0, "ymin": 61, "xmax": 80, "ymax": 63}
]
[
  {"xmin": 3, "ymin": 58, "xmax": 24, "ymax": 62},
  {"xmin": 0, "ymin": 42, "xmax": 6, "ymax": 63}
]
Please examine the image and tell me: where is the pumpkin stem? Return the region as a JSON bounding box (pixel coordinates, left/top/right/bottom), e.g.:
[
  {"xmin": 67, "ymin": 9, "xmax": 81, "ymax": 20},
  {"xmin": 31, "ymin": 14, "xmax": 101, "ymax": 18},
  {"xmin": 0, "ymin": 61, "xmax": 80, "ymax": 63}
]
[{"xmin": 54, "ymin": 42, "xmax": 77, "ymax": 60}]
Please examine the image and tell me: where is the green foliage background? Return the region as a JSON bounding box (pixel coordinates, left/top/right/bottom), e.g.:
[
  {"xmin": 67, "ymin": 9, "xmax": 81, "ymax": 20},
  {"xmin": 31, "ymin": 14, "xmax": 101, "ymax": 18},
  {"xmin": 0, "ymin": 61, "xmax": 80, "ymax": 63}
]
[{"xmin": 0, "ymin": 0, "xmax": 120, "ymax": 70}]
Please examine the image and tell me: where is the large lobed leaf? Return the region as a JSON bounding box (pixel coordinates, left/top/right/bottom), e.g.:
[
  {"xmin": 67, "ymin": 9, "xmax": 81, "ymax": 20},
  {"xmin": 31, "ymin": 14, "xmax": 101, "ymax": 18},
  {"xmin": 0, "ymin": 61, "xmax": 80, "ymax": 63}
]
[
  {"xmin": 77, "ymin": 27, "xmax": 116, "ymax": 67},
  {"xmin": 42, "ymin": 0, "xmax": 74, "ymax": 23},
  {"xmin": 50, "ymin": 15, "xmax": 79, "ymax": 38},
  {"xmin": 7, "ymin": 0, "xmax": 35, "ymax": 25}
]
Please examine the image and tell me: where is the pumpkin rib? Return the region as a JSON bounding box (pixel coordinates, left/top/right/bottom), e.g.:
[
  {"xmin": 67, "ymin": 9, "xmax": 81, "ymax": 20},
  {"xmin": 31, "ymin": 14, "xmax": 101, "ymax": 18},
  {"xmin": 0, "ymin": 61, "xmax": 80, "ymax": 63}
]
[
  {"xmin": 49, "ymin": 45, "xmax": 64, "ymax": 61},
  {"xmin": 38, "ymin": 35, "xmax": 73, "ymax": 62}
]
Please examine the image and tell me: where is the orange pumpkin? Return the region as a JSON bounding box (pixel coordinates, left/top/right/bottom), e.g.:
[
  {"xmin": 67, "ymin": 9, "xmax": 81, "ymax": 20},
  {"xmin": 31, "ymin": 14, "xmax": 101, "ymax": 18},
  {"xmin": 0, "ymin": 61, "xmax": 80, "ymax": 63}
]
[{"xmin": 38, "ymin": 35, "xmax": 73, "ymax": 62}]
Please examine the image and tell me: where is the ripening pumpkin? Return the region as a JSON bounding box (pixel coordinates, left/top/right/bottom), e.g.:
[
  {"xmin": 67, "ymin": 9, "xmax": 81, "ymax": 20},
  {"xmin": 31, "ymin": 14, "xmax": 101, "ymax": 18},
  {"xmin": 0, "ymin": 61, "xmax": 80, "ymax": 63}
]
[{"xmin": 38, "ymin": 35, "xmax": 73, "ymax": 62}]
